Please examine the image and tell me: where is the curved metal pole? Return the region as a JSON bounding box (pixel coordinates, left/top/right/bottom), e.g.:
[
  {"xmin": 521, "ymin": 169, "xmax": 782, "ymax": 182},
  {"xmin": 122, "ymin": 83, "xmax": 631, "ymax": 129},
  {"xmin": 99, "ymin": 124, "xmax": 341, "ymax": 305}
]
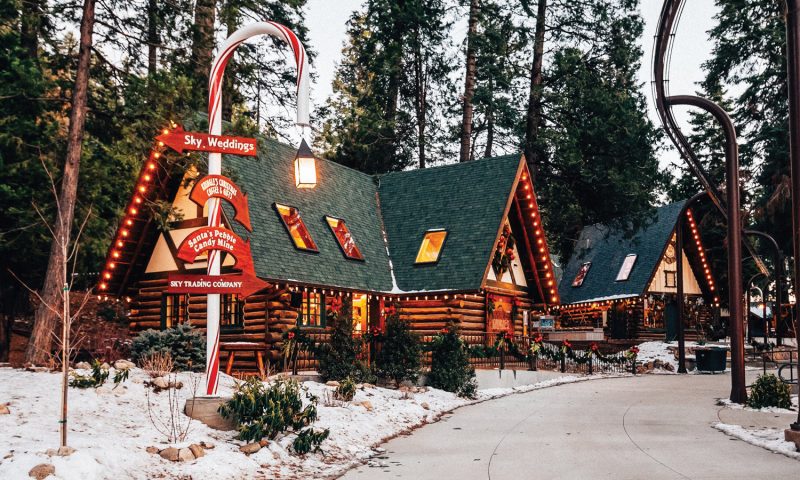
[
  {"xmin": 744, "ymin": 230, "xmax": 784, "ymax": 345},
  {"xmin": 784, "ymin": 0, "xmax": 800, "ymax": 432}
]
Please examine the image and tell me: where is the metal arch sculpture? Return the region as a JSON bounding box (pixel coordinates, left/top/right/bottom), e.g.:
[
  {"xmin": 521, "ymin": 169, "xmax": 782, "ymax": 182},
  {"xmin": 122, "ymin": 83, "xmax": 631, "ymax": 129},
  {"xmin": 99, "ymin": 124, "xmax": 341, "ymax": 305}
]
[
  {"xmin": 653, "ymin": 0, "xmax": 746, "ymax": 402},
  {"xmin": 204, "ymin": 22, "xmax": 310, "ymax": 395}
]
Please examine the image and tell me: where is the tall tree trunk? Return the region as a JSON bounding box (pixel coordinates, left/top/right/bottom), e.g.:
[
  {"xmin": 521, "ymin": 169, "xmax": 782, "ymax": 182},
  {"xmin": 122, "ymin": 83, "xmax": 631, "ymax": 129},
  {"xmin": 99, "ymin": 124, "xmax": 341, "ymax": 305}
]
[
  {"xmin": 147, "ymin": 0, "xmax": 158, "ymax": 75},
  {"xmin": 190, "ymin": 0, "xmax": 216, "ymax": 107},
  {"xmin": 484, "ymin": 83, "xmax": 494, "ymax": 158},
  {"xmin": 524, "ymin": 0, "xmax": 547, "ymax": 180},
  {"xmin": 221, "ymin": 5, "xmax": 239, "ymax": 122},
  {"xmin": 459, "ymin": 0, "xmax": 479, "ymax": 163},
  {"xmin": 413, "ymin": 31, "xmax": 427, "ymax": 168},
  {"xmin": 20, "ymin": 0, "xmax": 43, "ymax": 60},
  {"xmin": 26, "ymin": 0, "xmax": 95, "ymax": 366}
]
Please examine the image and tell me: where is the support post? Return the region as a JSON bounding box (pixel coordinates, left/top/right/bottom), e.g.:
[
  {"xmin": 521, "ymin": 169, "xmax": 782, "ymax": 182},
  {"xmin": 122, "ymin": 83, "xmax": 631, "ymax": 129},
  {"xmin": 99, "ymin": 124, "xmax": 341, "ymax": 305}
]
[
  {"xmin": 784, "ymin": 0, "xmax": 800, "ymax": 431},
  {"xmin": 676, "ymin": 212, "xmax": 687, "ymax": 373}
]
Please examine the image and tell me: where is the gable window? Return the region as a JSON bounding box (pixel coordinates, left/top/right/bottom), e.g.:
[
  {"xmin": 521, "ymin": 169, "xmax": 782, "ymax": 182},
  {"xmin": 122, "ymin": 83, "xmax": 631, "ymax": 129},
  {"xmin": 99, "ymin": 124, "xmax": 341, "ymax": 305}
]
[
  {"xmin": 325, "ymin": 216, "xmax": 364, "ymax": 260},
  {"xmin": 221, "ymin": 294, "xmax": 244, "ymax": 332},
  {"xmin": 616, "ymin": 254, "xmax": 637, "ymax": 282},
  {"xmin": 664, "ymin": 270, "xmax": 677, "ymax": 288},
  {"xmin": 161, "ymin": 294, "xmax": 189, "ymax": 329},
  {"xmin": 275, "ymin": 203, "xmax": 318, "ymax": 252},
  {"xmin": 572, "ymin": 262, "xmax": 591, "ymax": 287},
  {"xmin": 415, "ymin": 229, "xmax": 448, "ymax": 264},
  {"xmin": 297, "ymin": 291, "xmax": 326, "ymax": 328}
]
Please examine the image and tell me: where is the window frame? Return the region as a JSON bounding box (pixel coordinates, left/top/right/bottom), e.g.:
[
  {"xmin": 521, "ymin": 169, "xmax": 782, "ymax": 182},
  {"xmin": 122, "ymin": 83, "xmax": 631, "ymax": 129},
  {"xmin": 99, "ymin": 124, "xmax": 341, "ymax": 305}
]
[
  {"xmin": 220, "ymin": 294, "xmax": 245, "ymax": 333},
  {"xmin": 324, "ymin": 215, "xmax": 365, "ymax": 261},
  {"xmin": 296, "ymin": 291, "xmax": 326, "ymax": 328},
  {"xmin": 664, "ymin": 270, "xmax": 677, "ymax": 288},
  {"xmin": 273, "ymin": 202, "xmax": 319, "ymax": 253},
  {"xmin": 414, "ymin": 229, "xmax": 449, "ymax": 265},
  {"xmin": 161, "ymin": 293, "xmax": 189, "ymax": 329}
]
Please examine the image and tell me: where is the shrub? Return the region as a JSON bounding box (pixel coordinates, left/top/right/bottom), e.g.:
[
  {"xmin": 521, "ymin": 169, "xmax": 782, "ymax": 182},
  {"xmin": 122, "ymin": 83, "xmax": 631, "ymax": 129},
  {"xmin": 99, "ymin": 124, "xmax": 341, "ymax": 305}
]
[
  {"xmin": 131, "ymin": 324, "xmax": 205, "ymax": 372},
  {"xmin": 427, "ymin": 324, "xmax": 477, "ymax": 399},
  {"xmin": 316, "ymin": 299, "xmax": 371, "ymax": 382},
  {"xmin": 291, "ymin": 427, "xmax": 330, "ymax": 455},
  {"xmin": 375, "ymin": 309, "xmax": 421, "ymax": 385},
  {"xmin": 747, "ymin": 373, "xmax": 792, "ymax": 410},
  {"xmin": 219, "ymin": 377, "xmax": 326, "ymax": 449},
  {"xmin": 334, "ymin": 377, "xmax": 357, "ymax": 402},
  {"xmin": 69, "ymin": 360, "xmax": 109, "ymax": 388}
]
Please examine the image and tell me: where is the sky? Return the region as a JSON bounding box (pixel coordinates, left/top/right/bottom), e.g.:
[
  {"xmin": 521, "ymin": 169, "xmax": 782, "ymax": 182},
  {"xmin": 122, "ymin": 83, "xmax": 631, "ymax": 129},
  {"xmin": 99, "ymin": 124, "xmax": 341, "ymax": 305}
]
[{"xmin": 304, "ymin": 0, "xmax": 722, "ymax": 169}]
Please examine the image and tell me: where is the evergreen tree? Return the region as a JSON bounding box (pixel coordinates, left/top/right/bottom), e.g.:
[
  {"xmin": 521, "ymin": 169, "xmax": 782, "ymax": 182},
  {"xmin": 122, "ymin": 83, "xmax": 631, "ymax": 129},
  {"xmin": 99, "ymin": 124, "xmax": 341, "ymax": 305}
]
[
  {"xmin": 427, "ymin": 324, "xmax": 477, "ymax": 398},
  {"xmin": 375, "ymin": 310, "xmax": 421, "ymax": 385},
  {"xmin": 536, "ymin": 1, "xmax": 668, "ymax": 259},
  {"xmin": 316, "ymin": 298, "xmax": 371, "ymax": 382}
]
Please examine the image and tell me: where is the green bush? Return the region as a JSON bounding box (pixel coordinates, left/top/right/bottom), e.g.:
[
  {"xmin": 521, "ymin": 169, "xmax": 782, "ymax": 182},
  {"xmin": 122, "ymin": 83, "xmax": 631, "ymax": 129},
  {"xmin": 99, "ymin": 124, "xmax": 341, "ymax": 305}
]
[
  {"xmin": 69, "ymin": 360, "xmax": 109, "ymax": 388},
  {"xmin": 291, "ymin": 428, "xmax": 330, "ymax": 455},
  {"xmin": 335, "ymin": 377, "xmax": 357, "ymax": 402},
  {"xmin": 219, "ymin": 377, "xmax": 325, "ymax": 448},
  {"xmin": 427, "ymin": 325, "xmax": 477, "ymax": 399},
  {"xmin": 747, "ymin": 373, "xmax": 792, "ymax": 410},
  {"xmin": 375, "ymin": 311, "xmax": 421, "ymax": 385},
  {"xmin": 316, "ymin": 300, "xmax": 372, "ymax": 382},
  {"xmin": 131, "ymin": 324, "xmax": 205, "ymax": 372}
]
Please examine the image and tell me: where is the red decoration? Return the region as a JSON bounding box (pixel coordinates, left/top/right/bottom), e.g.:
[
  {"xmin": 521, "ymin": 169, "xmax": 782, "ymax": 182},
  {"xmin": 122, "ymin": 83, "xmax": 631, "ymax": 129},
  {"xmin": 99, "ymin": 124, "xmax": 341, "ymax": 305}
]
[
  {"xmin": 590, "ymin": 342, "xmax": 599, "ymax": 352},
  {"xmin": 175, "ymin": 226, "xmax": 256, "ymax": 276},
  {"xmin": 562, "ymin": 339, "xmax": 572, "ymax": 349},
  {"xmin": 533, "ymin": 334, "xmax": 543, "ymax": 343},
  {"xmin": 329, "ymin": 296, "xmax": 343, "ymax": 314},
  {"xmin": 167, "ymin": 273, "xmax": 267, "ymax": 297},
  {"xmin": 288, "ymin": 331, "xmax": 295, "ymax": 340},
  {"xmin": 383, "ymin": 305, "xmax": 397, "ymax": 316},
  {"xmin": 190, "ymin": 175, "xmax": 252, "ymax": 231},
  {"xmin": 157, "ymin": 125, "xmax": 257, "ymax": 157}
]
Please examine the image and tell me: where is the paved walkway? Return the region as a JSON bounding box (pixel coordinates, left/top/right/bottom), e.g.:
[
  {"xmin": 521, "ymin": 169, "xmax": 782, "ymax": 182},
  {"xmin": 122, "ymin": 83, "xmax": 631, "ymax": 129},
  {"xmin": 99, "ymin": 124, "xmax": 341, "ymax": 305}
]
[{"xmin": 341, "ymin": 373, "xmax": 799, "ymax": 479}]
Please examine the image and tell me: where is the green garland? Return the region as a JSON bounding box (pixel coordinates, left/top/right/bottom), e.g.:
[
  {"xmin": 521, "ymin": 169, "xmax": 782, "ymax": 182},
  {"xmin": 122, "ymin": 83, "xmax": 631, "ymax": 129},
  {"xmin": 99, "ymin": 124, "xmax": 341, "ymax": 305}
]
[{"xmin": 528, "ymin": 340, "xmax": 632, "ymax": 366}]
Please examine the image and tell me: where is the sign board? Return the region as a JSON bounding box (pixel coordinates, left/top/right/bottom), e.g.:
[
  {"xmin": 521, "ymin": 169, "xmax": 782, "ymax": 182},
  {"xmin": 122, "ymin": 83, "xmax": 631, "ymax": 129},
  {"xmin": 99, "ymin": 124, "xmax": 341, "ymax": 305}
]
[
  {"xmin": 167, "ymin": 273, "xmax": 267, "ymax": 298},
  {"xmin": 157, "ymin": 127, "xmax": 257, "ymax": 157},
  {"xmin": 190, "ymin": 175, "xmax": 252, "ymax": 231},
  {"xmin": 175, "ymin": 226, "xmax": 256, "ymax": 276},
  {"xmin": 539, "ymin": 315, "xmax": 556, "ymax": 330},
  {"xmin": 488, "ymin": 295, "xmax": 514, "ymax": 334}
]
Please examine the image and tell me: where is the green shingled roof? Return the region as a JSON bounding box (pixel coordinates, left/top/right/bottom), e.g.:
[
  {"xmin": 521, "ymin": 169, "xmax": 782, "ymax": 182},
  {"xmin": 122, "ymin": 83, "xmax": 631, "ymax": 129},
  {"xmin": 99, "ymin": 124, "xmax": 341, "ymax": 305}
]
[
  {"xmin": 216, "ymin": 139, "xmax": 523, "ymax": 294},
  {"xmin": 557, "ymin": 201, "xmax": 685, "ymax": 304},
  {"xmin": 378, "ymin": 155, "xmax": 522, "ymax": 292}
]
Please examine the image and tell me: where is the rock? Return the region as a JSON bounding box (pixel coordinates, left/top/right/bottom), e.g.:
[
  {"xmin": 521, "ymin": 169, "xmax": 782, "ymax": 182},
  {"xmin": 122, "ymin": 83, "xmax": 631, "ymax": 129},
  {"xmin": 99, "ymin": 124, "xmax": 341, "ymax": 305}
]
[
  {"xmin": 57, "ymin": 446, "xmax": 75, "ymax": 457},
  {"xmin": 325, "ymin": 380, "xmax": 340, "ymax": 387},
  {"xmin": 359, "ymin": 400, "xmax": 373, "ymax": 411},
  {"xmin": 28, "ymin": 464, "xmax": 55, "ymax": 480},
  {"xmin": 113, "ymin": 386, "xmax": 127, "ymax": 396},
  {"xmin": 100, "ymin": 362, "xmax": 111, "ymax": 371},
  {"xmin": 188, "ymin": 444, "xmax": 205, "ymax": 459},
  {"xmin": 258, "ymin": 439, "xmax": 270, "ymax": 447},
  {"xmin": 75, "ymin": 362, "xmax": 91, "ymax": 370},
  {"xmin": 0, "ymin": 404, "xmax": 9, "ymax": 415},
  {"xmin": 114, "ymin": 360, "xmax": 135, "ymax": 370},
  {"xmin": 178, "ymin": 448, "xmax": 195, "ymax": 462},
  {"xmin": 184, "ymin": 397, "xmax": 236, "ymax": 431},
  {"xmin": 159, "ymin": 447, "xmax": 180, "ymax": 461},
  {"xmin": 200, "ymin": 441, "xmax": 215, "ymax": 449},
  {"xmin": 172, "ymin": 381, "xmax": 184, "ymax": 389},
  {"xmin": 131, "ymin": 376, "xmax": 144, "ymax": 384},
  {"xmin": 420, "ymin": 402, "xmax": 430, "ymax": 410},
  {"xmin": 360, "ymin": 383, "xmax": 375, "ymax": 389},
  {"xmin": 95, "ymin": 386, "xmax": 112, "ymax": 395},
  {"xmin": 146, "ymin": 446, "xmax": 160, "ymax": 455},
  {"xmin": 152, "ymin": 377, "xmax": 169, "ymax": 389},
  {"xmin": 399, "ymin": 385, "xmax": 412, "ymax": 393},
  {"xmin": 239, "ymin": 442, "xmax": 262, "ymax": 455}
]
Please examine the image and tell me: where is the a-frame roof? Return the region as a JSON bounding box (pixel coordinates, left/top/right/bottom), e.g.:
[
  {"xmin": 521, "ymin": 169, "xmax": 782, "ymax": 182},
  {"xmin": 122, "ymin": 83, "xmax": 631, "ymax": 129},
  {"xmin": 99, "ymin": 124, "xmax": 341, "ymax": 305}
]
[
  {"xmin": 100, "ymin": 131, "xmax": 556, "ymax": 297},
  {"xmin": 558, "ymin": 201, "xmax": 686, "ymax": 304}
]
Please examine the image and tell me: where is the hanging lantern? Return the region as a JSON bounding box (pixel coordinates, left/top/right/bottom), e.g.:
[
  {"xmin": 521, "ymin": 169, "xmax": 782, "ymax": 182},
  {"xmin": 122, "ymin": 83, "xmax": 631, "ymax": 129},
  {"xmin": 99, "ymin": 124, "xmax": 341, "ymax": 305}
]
[{"xmin": 294, "ymin": 138, "xmax": 317, "ymax": 188}]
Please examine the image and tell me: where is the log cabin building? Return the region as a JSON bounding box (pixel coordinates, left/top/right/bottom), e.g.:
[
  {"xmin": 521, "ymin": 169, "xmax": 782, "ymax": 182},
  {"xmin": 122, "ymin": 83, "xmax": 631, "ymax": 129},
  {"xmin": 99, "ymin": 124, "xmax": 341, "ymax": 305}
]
[
  {"xmin": 97, "ymin": 133, "xmax": 560, "ymax": 370},
  {"xmin": 555, "ymin": 201, "xmax": 720, "ymax": 342}
]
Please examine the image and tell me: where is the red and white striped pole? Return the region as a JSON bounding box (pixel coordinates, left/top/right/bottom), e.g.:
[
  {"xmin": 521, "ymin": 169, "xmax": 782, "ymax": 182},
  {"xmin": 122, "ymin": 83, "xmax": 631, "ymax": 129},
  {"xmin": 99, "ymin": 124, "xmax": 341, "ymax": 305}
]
[{"xmin": 205, "ymin": 22, "xmax": 309, "ymax": 395}]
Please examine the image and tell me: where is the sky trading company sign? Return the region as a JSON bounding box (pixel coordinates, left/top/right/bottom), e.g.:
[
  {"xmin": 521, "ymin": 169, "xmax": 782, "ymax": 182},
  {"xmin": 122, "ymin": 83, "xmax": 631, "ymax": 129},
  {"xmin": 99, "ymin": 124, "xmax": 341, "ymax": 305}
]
[{"xmin": 166, "ymin": 274, "xmax": 267, "ymax": 297}]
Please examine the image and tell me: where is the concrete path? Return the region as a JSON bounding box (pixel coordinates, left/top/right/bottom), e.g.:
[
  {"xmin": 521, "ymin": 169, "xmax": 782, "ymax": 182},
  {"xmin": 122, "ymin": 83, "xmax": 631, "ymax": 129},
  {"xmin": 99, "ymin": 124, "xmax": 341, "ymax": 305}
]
[{"xmin": 341, "ymin": 373, "xmax": 799, "ymax": 479}]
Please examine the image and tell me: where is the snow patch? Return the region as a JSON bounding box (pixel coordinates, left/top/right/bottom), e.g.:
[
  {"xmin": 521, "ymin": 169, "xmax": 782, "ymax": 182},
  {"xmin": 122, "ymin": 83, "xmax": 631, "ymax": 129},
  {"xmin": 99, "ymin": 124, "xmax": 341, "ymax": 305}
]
[{"xmin": 713, "ymin": 423, "xmax": 800, "ymax": 461}]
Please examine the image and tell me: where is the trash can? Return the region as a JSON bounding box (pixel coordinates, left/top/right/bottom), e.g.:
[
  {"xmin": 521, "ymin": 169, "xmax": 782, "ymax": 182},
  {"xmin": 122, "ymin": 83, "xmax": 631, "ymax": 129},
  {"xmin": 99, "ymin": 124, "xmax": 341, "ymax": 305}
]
[{"xmin": 695, "ymin": 347, "xmax": 727, "ymax": 373}]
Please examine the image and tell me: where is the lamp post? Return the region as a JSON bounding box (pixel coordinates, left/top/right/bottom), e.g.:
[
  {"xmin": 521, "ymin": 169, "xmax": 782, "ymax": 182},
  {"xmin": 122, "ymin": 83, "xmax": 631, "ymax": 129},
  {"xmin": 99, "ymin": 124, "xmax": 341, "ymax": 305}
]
[{"xmin": 204, "ymin": 22, "xmax": 310, "ymax": 396}]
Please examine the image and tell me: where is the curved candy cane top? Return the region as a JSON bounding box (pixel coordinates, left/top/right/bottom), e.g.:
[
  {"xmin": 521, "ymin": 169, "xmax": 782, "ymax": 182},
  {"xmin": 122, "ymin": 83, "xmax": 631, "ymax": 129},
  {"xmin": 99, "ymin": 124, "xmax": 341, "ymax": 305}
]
[{"xmin": 208, "ymin": 21, "xmax": 310, "ymax": 136}]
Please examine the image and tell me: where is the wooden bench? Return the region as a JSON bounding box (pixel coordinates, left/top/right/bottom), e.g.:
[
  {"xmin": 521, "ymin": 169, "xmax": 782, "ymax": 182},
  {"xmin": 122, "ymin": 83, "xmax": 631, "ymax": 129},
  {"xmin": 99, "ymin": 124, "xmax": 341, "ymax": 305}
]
[{"xmin": 221, "ymin": 342, "xmax": 266, "ymax": 377}]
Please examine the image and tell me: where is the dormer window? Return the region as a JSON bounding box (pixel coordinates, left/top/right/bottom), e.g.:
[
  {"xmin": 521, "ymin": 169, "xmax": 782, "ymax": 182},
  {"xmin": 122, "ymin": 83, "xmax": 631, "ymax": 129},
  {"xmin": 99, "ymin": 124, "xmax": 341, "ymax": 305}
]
[
  {"xmin": 415, "ymin": 229, "xmax": 448, "ymax": 264},
  {"xmin": 274, "ymin": 203, "xmax": 318, "ymax": 252},
  {"xmin": 325, "ymin": 216, "xmax": 364, "ymax": 260}
]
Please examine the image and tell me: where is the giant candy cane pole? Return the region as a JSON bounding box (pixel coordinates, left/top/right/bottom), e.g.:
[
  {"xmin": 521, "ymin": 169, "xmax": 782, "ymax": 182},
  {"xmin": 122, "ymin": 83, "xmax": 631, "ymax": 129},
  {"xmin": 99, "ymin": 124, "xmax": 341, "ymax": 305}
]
[{"xmin": 205, "ymin": 22, "xmax": 309, "ymax": 395}]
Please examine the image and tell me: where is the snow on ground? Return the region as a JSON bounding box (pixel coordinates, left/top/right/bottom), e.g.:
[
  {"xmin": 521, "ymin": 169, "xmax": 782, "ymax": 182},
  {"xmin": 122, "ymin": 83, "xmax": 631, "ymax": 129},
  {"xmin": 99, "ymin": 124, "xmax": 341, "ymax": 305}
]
[
  {"xmin": 0, "ymin": 367, "xmax": 619, "ymax": 479},
  {"xmin": 717, "ymin": 396, "xmax": 799, "ymax": 415},
  {"xmin": 714, "ymin": 423, "xmax": 800, "ymax": 461},
  {"xmin": 635, "ymin": 341, "xmax": 700, "ymax": 373}
]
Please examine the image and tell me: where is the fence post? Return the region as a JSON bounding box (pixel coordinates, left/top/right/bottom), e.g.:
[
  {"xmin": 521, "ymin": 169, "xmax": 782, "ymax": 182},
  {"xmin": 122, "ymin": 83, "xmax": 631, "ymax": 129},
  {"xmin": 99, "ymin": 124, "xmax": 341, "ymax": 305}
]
[
  {"xmin": 499, "ymin": 342, "xmax": 505, "ymax": 370},
  {"xmin": 631, "ymin": 358, "xmax": 636, "ymax": 375},
  {"xmin": 529, "ymin": 352, "xmax": 537, "ymax": 371},
  {"xmin": 588, "ymin": 356, "xmax": 593, "ymax": 375},
  {"xmin": 560, "ymin": 354, "xmax": 566, "ymax": 373}
]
